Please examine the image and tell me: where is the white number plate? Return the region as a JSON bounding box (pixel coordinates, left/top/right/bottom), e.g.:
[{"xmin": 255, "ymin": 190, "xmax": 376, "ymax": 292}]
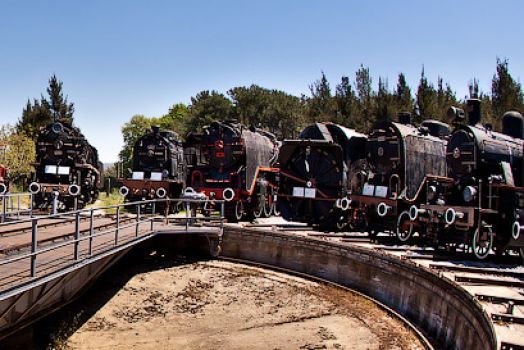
[{"xmin": 293, "ymin": 187, "xmax": 316, "ymax": 198}]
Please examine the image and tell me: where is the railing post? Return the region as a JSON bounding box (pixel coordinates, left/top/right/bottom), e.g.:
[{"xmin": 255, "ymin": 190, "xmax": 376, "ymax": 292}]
[
  {"xmin": 31, "ymin": 218, "xmax": 38, "ymax": 277},
  {"xmin": 136, "ymin": 203, "xmax": 141, "ymax": 237},
  {"xmin": 17, "ymin": 194, "xmax": 20, "ymax": 220},
  {"xmin": 29, "ymin": 193, "xmax": 33, "ymax": 217},
  {"xmin": 89, "ymin": 208, "xmax": 94, "ymax": 256},
  {"xmin": 151, "ymin": 201, "xmax": 156, "ymax": 231},
  {"xmin": 185, "ymin": 201, "xmax": 190, "ymax": 231},
  {"xmin": 220, "ymin": 201, "xmax": 225, "ymax": 234},
  {"xmin": 2, "ymin": 195, "xmax": 6, "ymax": 223},
  {"xmin": 74, "ymin": 211, "xmax": 80, "ymax": 260},
  {"xmin": 115, "ymin": 206, "xmax": 120, "ymax": 246}
]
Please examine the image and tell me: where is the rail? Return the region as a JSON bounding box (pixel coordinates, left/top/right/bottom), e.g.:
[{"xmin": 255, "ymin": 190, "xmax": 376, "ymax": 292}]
[
  {"xmin": 0, "ymin": 192, "xmax": 33, "ymax": 223},
  {"xmin": 0, "ymin": 198, "xmax": 225, "ymax": 294}
]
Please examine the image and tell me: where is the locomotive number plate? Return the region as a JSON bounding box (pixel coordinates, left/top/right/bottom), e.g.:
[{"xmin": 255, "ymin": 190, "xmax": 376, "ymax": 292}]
[
  {"xmin": 293, "ymin": 187, "xmax": 316, "ymax": 198},
  {"xmin": 215, "ymin": 151, "xmax": 225, "ymax": 158}
]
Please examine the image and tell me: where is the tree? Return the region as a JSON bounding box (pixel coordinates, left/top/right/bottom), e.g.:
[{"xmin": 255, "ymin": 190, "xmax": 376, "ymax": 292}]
[
  {"xmin": 436, "ymin": 77, "xmax": 457, "ymax": 122},
  {"xmin": 334, "ymin": 76, "xmax": 358, "ymax": 128},
  {"xmin": 0, "ymin": 126, "xmax": 36, "ymax": 185},
  {"xmin": 265, "ymin": 89, "xmax": 305, "ymax": 139},
  {"xmin": 492, "ymin": 58, "xmax": 524, "ymax": 119},
  {"xmin": 394, "ymin": 73, "xmax": 413, "ymax": 113},
  {"xmin": 375, "ymin": 77, "xmax": 395, "ymax": 122},
  {"xmin": 355, "ymin": 65, "xmax": 374, "ymax": 130},
  {"xmin": 17, "ymin": 75, "xmax": 75, "ymax": 139},
  {"xmin": 306, "ymin": 72, "xmax": 336, "ymax": 123},
  {"xmin": 415, "ymin": 67, "xmax": 438, "ymax": 124},
  {"xmin": 229, "ymin": 85, "xmax": 271, "ymax": 127},
  {"xmin": 185, "ymin": 91, "xmax": 233, "ymax": 133},
  {"xmin": 158, "ymin": 103, "xmax": 188, "ymax": 135}
]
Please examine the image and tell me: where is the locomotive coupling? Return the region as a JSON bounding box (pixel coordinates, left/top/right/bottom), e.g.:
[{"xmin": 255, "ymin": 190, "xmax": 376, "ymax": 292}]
[
  {"xmin": 377, "ymin": 202, "xmax": 391, "ymax": 217},
  {"xmin": 409, "ymin": 205, "xmax": 427, "ymax": 221},
  {"xmin": 223, "ymin": 187, "xmax": 235, "ymax": 202},
  {"xmin": 119, "ymin": 186, "xmax": 129, "ymax": 196},
  {"xmin": 444, "ymin": 208, "xmax": 464, "ymax": 225},
  {"xmin": 156, "ymin": 187, "xmax": 167, "ymax": 198},
  {"xmin": 512, "ymin": 221, "xmax": 524, "ymax": 240},
  {"xmin": 0, "ymin": 183, "xmax": 6, "ymax": 195},
  {"xmin": 29, "ymin": 182, "xmax": 41, "ymax": 194},
  {"xmin": 335, "ymin": 197, "xmax": 351, "ymax": 211},
  {"xmin": 68, "ymin": 184, "xmax": 81, "ymax": 196}
]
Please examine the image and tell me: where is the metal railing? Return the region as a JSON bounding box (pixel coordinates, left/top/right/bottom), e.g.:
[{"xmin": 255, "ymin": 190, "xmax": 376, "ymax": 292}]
[
  {"xmin": 0, "ymin": 192, "xmax": 33, "ymax": 223},
  {"xmin": 0, "ymin": 198, "xmax": 225, "ymax": 294}
]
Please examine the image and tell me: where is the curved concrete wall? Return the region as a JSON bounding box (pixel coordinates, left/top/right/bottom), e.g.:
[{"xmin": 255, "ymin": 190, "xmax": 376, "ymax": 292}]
[{"xmin": 221, "ymin": 227, "xmax": 497, "ymax": 350}]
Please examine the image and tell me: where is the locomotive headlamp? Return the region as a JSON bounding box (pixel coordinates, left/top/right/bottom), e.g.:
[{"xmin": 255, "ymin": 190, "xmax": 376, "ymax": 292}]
[
  {"xmin": 29, "ymin": 182, "xmax": 41, "ymax": 194},
  {"xmin": 119, "ymin": 186, "xmax": 129, "ymax": 196},
  {"xmin": 463, "ymin": 186, "xmax": 477, "ymax": 203},
  {"xmin": 68, "ymin": 184, "xmax": 80, "ymax": 196},
  {"xmin": 223, "ymin": 187, "xmax": 235, "ymax": 201},
  {"xmin": 162, "ymin": 169, "xmax": 169, "ymax": 178},
  {"xmin": 156, "ymin": 187, "xmax": 167, "ymax": 198},
  {"xmin": 0, "ymin": 183, "xmax": 6, "ymax": 195},
  {"xmin": 452, "ymin": 147, "xmax": 461, "ymax": 159},
  {"xmin": 51, "ymin": 123, "xmax": 64, "ymax": 134},
  {"xmin": 427, "ymin": 185, "xmax": 437, "ymax": 201}
]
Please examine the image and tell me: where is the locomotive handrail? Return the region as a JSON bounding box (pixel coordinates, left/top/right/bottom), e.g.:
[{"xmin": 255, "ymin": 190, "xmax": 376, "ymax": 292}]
[{"xmin": 0, "ymin": 197, "xmax": 225, "ymax": 294}]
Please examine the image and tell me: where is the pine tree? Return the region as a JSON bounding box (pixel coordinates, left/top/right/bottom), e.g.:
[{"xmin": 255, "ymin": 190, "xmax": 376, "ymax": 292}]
[
  {"xmin": 307, "ymin": 72, "xmax": 336, "ymax": 123},
  {"xmin": 43, "ymin": 74, "xmax": 74, "ymax": 124},
  {"xmin": 355, "ymin": 65, "xmax": 374, "ymax": 130},
  {"xmin": 491, "ymin": 58, "xmax": 524, "ymax": 119},
  {"xmin": 334, "ymin": 76, "xmax": 358, "ymax": 128},
  {"xmin": 375, "ymin": 77, "xmax": 394, "ymax": 122},
  {"xmin": 415, "ymin": 67, "xmax": 438, "ymax": 124},
  {"xmin": 394, "ymin": 73, "xmax": 413, "ymax": 114}
]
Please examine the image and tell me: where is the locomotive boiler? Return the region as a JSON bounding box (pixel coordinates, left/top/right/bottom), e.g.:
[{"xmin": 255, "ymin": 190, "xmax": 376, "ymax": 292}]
[
  {"xmin": 410, "ymin": 99, "xmax": 524, "ymax": 260},
  {"xmin": 119, "ymin": 126, "xmax": 185, "ymax": 212},
  {"xmin": 277, "ymin": 122, "xmax": 367, "ymax": 230},
  {"xmin": 29, "ymin": 122, "xmax": 102, "ymax": 210},
  {"xmin": 184, "ymin": 121, "xmax": 279, "ymax": 222},
  {"xmin": 349, "ymin": 113, "xmax": 450, "ymax": 240}
]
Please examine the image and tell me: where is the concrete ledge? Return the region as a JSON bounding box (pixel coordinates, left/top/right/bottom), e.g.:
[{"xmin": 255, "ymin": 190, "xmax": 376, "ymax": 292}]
[{"xmin": 221, "ymin": 227, "xmax": 497, "ymax": 350}]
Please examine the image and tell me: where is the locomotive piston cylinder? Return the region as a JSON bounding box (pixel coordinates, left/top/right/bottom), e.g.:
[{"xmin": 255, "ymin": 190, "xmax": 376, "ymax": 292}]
[
  {"xmin": 377, "ymin": 202, "xmax": 391, "ymax": 217},
  {"xmin": 444, "ymin": 208, "xmax": 464, "ymax": 225},
  {"xmin": 119, "ymin": 186, "xmax": 129, "ymax": 197},
  {"xmin": 223, "ymin": 187, "xmax": 235, "ymax": 202},
  {"xmin": 512, "ymin": 221, "xmax": 524, "ymax": 240},
  {"xmin": 29, "ymin": 182, "xmax": 41, "ymax": 194},
  {"xmin": 409, "ymin": 205, "xmax": 427, "ymax": 221}
]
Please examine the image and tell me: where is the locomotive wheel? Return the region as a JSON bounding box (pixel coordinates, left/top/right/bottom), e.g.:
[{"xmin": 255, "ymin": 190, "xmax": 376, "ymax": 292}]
[
  {"xmin": 253, "ymin": 195, "xmax": 264, "ymax": 218},
  {"xmin": 471, "ymin": 225, "xmax": 493, "ymax": 260},
  {"xmin": 235, "ymin": 201, "xmax": 244, "ymax": 221},
  {"xmin": 396, "ymin": 211, "xmax": 414, "ymax": 243}
]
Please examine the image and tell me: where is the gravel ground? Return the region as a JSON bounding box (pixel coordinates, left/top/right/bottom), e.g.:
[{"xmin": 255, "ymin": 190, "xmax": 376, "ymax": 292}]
[{"xmin": 52, "ymin": 256, "xmax": 425, "ymax": 350}]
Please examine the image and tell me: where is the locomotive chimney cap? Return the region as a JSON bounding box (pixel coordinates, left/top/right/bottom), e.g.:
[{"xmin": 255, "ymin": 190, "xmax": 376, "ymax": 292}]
[
  {"xmin": 502, "ymin": 111, "xmax": 524, "ymax": 140},
  {"xmin": 151, "ymin": 125, "xmax": 160, "ymax": 134},
  {"xmin": 466, "ymin": 99, "xmax": 481, "ymax": 126}
]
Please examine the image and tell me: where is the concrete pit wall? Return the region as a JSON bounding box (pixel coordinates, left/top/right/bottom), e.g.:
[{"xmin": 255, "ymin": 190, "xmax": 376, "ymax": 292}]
[{"xmin": 220, "ymin": 227, "xmax": 496, "ymax": 350}]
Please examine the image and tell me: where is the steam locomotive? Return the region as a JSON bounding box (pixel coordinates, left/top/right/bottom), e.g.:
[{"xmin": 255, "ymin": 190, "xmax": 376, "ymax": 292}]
[
  {"xmin": 409, "ymin": 99, "xmax": 524, "ymax": 260},
  {"xmin": 277, "ymin": 122, "xmax": 367, "ymax": 231},
  {"xmin": 185, "ymin": 121, "xmax": 279, "ymax": 222},
  {"xmin": 0, "ymin": 165, "xmax": 9, "ymax": 195},
  {"xmin": 119, "ymin": 126, "xmax": 185, "ymax": 211},
  {"xmin": 30, "ymin": 122, "xmax": 102, "ymax": 210},
  {"xmin": 348, "ymin": 113, "xmax": 450, "ymax": 240}
]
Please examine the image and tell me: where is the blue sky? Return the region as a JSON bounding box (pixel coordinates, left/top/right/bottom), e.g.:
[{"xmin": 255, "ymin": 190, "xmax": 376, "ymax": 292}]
[{"xmin": 0, "ymin": 0, "xmax": 522, "ymax": 162}]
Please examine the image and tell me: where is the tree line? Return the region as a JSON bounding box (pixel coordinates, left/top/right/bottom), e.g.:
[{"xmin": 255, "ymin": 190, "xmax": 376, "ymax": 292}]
[{"xmin": 1, "ymin": 59, "xmax": 522, "ymax": 183}]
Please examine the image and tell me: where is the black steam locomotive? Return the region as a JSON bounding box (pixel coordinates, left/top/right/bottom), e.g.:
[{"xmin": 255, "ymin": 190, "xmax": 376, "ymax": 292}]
[
  {"xmin": 30, "ymin": 122, "xmax": 102, "ymax": 210},
  {"xmin": 410, "ymin": 99, "xmax": 524, "ymax": 260},
  {"xmin": 348, "ymin": 114, "xmax": 450, "ymax": 240},
  {"xmin": 185, "ymin": 121, "xmax": 279, "ymax": 222},
  {"xmin": 119, "ymin": 126, "xmax": 185, "ymax": 211},
  {"xmin": 277, "ymin": 122, "xmax": 367, "ymax": 230}
]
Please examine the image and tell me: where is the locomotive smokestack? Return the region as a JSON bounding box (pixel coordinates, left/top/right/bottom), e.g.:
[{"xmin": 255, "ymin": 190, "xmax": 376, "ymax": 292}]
[
  {"xmin": 503, "ymin": 111, "xmax": 524, "ymax": 139},
  {"xmin": 466, "ymin": 99, "xmax": 481, "ymax": 126},
  {"xmin": 398, "ymin": 112, "xmax": 411, "ymax": 125},
  {"xmin": 151, "ymin": 125, "xmax": 160, "ymax": 134}
]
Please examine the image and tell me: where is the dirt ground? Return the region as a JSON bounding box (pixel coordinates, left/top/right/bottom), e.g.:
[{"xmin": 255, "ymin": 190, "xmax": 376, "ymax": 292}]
[{"xmin": 61, "ymin": 258, "xmax": 424, "ymax": 350}]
